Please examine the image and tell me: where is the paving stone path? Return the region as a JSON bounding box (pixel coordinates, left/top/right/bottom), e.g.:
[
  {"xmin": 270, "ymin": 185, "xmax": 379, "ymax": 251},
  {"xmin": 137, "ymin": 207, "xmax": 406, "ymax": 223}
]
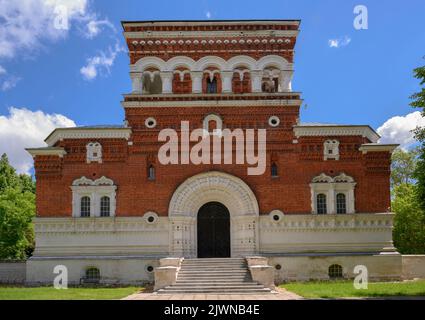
[{"xmin": 123, "ymin": 288, "xmax": 303, "ymax": 300}]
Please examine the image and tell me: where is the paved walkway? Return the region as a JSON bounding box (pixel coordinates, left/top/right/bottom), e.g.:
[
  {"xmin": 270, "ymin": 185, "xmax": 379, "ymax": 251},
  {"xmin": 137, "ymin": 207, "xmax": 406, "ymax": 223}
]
[{"xmin": 123, "ymin": 288, "xmax": 303, "ymax": 300}]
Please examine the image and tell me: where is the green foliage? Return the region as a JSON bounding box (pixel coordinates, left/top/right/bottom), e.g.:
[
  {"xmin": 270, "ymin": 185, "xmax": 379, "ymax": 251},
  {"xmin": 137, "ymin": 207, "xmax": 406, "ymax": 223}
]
[
  {"xmin": 0, "ymin": 153, "xmax": 36, "ymax": 260},
  {"xmin": 392, "ymin": 184, "xmax": 425, "ymax": 254},
  {"xmin": 0, "ymin": 189, "xmax": 35, "ymax": 260},
  {"xmin": 0, "ymin": 154, "xmax": 35, "ymax": 194},
  {"xmin": 391, "ymin": 148, "xmax": 419, "ymax": 188},
  {"xmin": 411, "ymin": 64, "xmax": 425, "ymax": 211}
]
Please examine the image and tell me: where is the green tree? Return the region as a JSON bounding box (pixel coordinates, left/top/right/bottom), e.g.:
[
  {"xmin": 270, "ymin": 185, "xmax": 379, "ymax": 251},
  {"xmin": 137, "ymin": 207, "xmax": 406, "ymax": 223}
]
[
  {"xmin": 0, "ymin": 153, "xmax": 36, "ymax": 259},
  {"xmin": 411, "ymin": 64, "xmax": 425, "ymax": 210},
  {"xmin": 391, "ymin": 148, "xmax": 419, "ymax": 188},
  {"xmin": 0, "ymin": 153, "xmax": 35, "ymax": 194},
  {"xmin": 0, "ymin": 188, "xmax": 35, "ymax": 260},
  {"xmin": 0, "ymin": 154, "xmax": 19, "ymax": 193},
  {"xmin": 392, "ymin": 184, "xmax": 425, "ymax": 254}
]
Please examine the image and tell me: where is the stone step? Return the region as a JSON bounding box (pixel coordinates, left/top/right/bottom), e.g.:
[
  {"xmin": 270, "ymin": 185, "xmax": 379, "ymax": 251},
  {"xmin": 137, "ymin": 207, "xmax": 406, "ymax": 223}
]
[
  {"xmin": 179, "ymin": 268, "xmax": 247, "ymax": 272},
  {"xmin": 182, "ymin": 263, "xmax": 247, "ymax": 267},
  {"xmin": 177, "ymin": 277, "xmax": 251, "ymax": 281},
  {"xmin": 166, "ymin": 284, "xmax": 265, "ymax": 289},
  {"xmin": 157, "ymin": 288, "xmax": 271, "ymax": 294}
]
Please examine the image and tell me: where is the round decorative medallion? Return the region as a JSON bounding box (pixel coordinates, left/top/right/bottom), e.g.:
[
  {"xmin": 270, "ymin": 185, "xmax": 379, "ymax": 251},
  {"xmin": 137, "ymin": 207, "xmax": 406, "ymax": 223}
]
[
  {"xmin": 145, "ymin": 117, "xmax": 157, "ymax": 129},
  {"xmin": 144, "ymin": 211, "xmax": 158, "ymax": 224},
  {"xmin": 268, "ymin": 116, "xmax": 280, "ymax": 127}
]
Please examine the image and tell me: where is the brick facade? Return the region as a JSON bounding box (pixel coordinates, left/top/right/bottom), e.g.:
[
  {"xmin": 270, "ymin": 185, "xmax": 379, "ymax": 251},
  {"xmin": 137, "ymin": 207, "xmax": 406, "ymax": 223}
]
[{"xmin": 29, "ymin": 20, "xmax": 394, "ymax": 218}]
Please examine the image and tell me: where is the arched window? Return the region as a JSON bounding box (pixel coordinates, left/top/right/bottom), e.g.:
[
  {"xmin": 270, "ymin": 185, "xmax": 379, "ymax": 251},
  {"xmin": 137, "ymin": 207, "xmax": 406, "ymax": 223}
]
[
  {"xmin": 100, "ymin": 196, "xmax": 110, "ymax": 217},
  {"xmin": 316, "ymin": 194, "xmax": 327, "ymax": 214},
  {"xmin": 85, "ymin": 267, "xmax": 100, "ymax": 282},
  {"xmin": 148, "ymin": 165, "xmax": 155, "ymax": 180},
  {"xmin": 328, "ymin": 264, "xmax": 343, "ymax": 279},
  {"xmin": 262, "ymin": 68, "xmax": 280, "ymax": 93},
  {"xmin": 142, "ymin": 71, "xmax": 162, "ymax": 94},
  {"xmin": 80, "ymin": 196, "xmax": 91, "ymax": 217},
  {"xmin": 207, "ymin": 77, "xmax": 217, "ymax": 93},
  {"xmin": 271, "ymin": 163, "xmax": 278, "ymax": 177},
  {"xmin": 232, "ymin": 69, "xmax": 251, "ymax": 93},
  {"xmin": 336, "ymin": 193, "xmax": 347, "ymax": 214},
  {"xmin": 173, "ymin": 70, "xmax": 192, "ymax": 94}
]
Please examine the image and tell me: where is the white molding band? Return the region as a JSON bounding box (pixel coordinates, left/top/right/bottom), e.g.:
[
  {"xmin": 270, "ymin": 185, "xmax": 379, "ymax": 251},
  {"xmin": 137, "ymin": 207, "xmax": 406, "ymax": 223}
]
[
  {"xmin": 26, "ymin": 147, "xmax": 67, "ymax": 158},
  {"xmin": 121, "ymin": 98, "xmax": 302, "ymax": 108},
  {"xmin": 45, "ymin": 128, "xmax": 132, "ymax": 147},
  {"xmin": 359, "ymin": 144, "xmax": 399, "ymax": 154},
  {"xmin": 294, "ymin": 125, "xmax": 380, "ymax": 143}
]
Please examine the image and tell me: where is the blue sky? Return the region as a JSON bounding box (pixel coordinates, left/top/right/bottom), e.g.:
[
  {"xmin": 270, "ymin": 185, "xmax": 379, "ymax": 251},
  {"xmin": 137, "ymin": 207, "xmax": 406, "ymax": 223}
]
[{"xmin": 0, "ymin": 0, "xmax": 424, "ymax": 173}]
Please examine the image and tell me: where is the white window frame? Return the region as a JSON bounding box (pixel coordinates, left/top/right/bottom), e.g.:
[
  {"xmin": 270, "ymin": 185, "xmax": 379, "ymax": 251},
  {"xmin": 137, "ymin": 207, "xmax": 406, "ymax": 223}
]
[
  {"xmin": 310, "ymin": 173, "xmax": 356, "ymax": 214},
  {"xmin": 71, "ymin": 176, "xmax": 117, "ymax": 217}
]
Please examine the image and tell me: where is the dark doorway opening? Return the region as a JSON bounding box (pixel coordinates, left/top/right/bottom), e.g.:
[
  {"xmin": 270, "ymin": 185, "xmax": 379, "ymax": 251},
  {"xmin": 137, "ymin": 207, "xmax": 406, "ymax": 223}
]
[{"xmin": 197, "ymin": 202, "xmax": 231, "ymax": 258}]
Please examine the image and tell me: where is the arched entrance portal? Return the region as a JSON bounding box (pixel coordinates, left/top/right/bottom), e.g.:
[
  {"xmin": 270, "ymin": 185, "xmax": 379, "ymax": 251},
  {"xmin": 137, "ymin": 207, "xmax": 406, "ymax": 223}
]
[
  {"xmin": 197, "ymin": 202, "xmax": 230, "ymax": 258},
  {"xmin": 168, "ymin": 171, "xmax": 259, "ymax": 257}
]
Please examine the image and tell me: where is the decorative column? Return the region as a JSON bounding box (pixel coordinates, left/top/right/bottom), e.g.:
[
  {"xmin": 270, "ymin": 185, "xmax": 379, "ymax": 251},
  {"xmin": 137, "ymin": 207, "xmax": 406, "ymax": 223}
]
[
  {"xmin": 328, "ymin": 185, "xmax": 336, "ymax": 214},
  {"xmin": 280, "ymin": 70, "xmax": 293, "ymax": 92},
  {"xmin": 160, "ymin": 71, "xmax": 174, "ymax": 94},
  {"xmin": 251, "ymin": 70, "xmax": 263, "ymax": 93},
  {"xmin": 348, "ymin": 184, "xmax": 356, "ymax": 214},
  {"xmin": 221, "ymin": 71, "xmax": 234, "ymax": 93},
  {"xmin": 130, "ymin": 72, "xmax": 143, "ymax": 93},
  {"xmin": 191, "ymin": 71, "xmax": 203, "ymax": 93}
]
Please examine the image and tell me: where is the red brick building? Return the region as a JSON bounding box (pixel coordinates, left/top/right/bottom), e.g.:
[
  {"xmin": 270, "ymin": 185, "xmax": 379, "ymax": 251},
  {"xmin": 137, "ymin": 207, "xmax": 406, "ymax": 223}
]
[{"xmin": 26, "ymin": 20, "xmax": 401, "ymax": 285}]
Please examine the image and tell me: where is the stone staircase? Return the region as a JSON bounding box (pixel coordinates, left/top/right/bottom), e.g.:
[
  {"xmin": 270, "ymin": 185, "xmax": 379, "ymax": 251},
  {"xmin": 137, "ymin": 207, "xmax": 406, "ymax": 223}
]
[{"xmin": 157, "ymin": 258, "xmax": 272, "ymax": 294}]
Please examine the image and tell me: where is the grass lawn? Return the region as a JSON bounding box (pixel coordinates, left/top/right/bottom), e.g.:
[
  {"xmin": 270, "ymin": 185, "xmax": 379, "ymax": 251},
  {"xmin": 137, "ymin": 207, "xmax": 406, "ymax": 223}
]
[
  {"xmin": 281, "ymin": 280, "xmax": 425, "ymax": 298},
  {"xmin": 0, "ymin": 286, "xmax": 143, "ymax": 300}
]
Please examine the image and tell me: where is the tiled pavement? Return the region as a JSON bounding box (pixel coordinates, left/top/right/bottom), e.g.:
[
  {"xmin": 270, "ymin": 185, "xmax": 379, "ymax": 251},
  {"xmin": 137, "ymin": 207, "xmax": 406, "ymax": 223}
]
[{"xmin": 123, "ymin": 288, "xmax": 303, "ymax": 300}]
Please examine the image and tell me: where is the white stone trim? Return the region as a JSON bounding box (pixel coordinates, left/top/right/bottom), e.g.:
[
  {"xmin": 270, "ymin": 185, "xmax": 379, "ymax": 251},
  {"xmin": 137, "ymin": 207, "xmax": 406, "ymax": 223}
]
[
  {"xmin": 324, "ymin": 140, "xmax": 340, "ymax": 161},
  {"xmin": 269, "ymin": 210, "xmax": 284, "ymax": 223},
  {"xmin": 144, "ymin": 211, "xmax": 159, "ymax": 224},
  {"xmin": 121, "ymin": 98, "xmax": 302, "ymax": 108},
  {"xmin": 168, "ymin": 171, "xmax": 259, "ymax": 257},
  {"xmin": 86, "ymin": 142, "xmax": 102, "ymax": 164},
  {"xmin": 145, "ymin": 117, "xmax": 157, "ymax": 129},
  {"xmin": 268, "ymin": 116, "xmax": 280, "ymax": 127},
  {"xmin": 71, "ymin": 176, "xmax": 117, "ymax": 218},
  {"xmin": 132, "ymin": 55, "xmax": 294, "ymax": 73},
  {"xmin": 45, "ymin": 128, "xmax": 132, "ymax": 147},
  {"xmin": 26, "ymin": 148, "xmax": 67, "ymax": 158},
  {"xmin": 359, "ymin": 144, "xmax": 399, "ymax": 154},
  {"xmin": 124, "ymin": 30, "xmax": 299, "ymax": 39},
  {"xmin": 310, "ymin": 173, "xmax": 356, "ymax": 214},
  {"xmin": 203, "ymin": 113, "xmax": 223, "ymax": 135},
  {"xmin": 294, "ymin": 126, "xmax": 380, "ymax": 143}
]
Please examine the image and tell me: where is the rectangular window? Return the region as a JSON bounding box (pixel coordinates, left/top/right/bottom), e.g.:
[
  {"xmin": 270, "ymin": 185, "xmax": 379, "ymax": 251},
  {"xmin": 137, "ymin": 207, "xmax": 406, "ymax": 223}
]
[
  {"xmin": 80, "ymin": 196, "xmax": 91, "ymax": 217},
  {"xmin": 317, "ymin": 194, "xmax": 327, "ymax": 214}
]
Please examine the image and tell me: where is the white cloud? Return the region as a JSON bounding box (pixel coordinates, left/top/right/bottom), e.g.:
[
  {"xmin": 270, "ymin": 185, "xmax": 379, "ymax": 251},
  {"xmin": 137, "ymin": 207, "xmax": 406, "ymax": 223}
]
[
  {"xmin": 328, "ymin": 36, "xmax": 351, "ymax": 48},
  {"xmin": 377, "ymin": 111, "xmax": 425, "ymax": 150},
  {"xmin": 80, "ymin": 43, "xmax": 125, "ymax": 80},
  {"xmin": 0, "ymin": 0, "xmax": 87, "ymax": 58},
  {"xmin": 84, "ymin": 19, "xmax": 115, "ymax": 39},
  {"xmin": 0, "ymin": 0, "xmax": 113, "ymax": 59},
  {"xmin": 1, "ymin": 76, "xmax": 21, "ymax": 91},
  {"xmin": 0, "ymin": 66, "xmax": 20, "ymax": 91},
  {"xmin": 0, "ymin": 107, "xmax": 76, "ymax": 174}
]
